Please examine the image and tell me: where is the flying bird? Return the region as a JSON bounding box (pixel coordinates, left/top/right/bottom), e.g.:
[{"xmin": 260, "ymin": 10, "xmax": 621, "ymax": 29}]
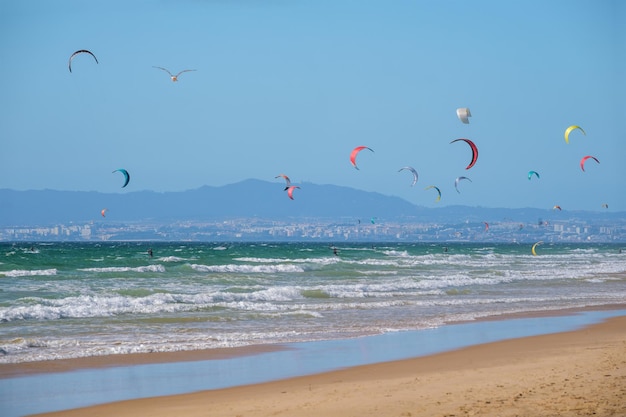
[{"xmin": 153, "ymin": 66, "xmax": 196, "ymax": 82}]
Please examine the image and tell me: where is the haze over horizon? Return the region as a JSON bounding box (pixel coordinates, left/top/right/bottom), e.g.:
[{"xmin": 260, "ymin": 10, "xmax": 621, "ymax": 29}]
[
  {"xmin": 1, "ymin": 1, "xmax": 624, "ymax": 212},
  {"xmin": 2, "ymin": 180, "xmax": 624, "ymax": 231}
]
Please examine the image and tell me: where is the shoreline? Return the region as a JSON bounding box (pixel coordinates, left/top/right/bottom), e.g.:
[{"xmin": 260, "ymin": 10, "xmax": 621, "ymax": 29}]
[
  {"xmin": 29, "ymin": 311, "xmax": 626, "ymax": 417},
  {"xmin": 0, "ymin": 305, "xmax": 624, "ymax": 417},
  {"xmin": 2, "ymin": 303, "xmax": 624, "ymax": 380}
]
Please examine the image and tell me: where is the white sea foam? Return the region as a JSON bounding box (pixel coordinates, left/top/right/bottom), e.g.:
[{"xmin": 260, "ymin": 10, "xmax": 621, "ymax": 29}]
[
  {"xmin": 1, "ymin": 242, "xmax": 625, "ymax": 365},
  {"xmin": 158, "ymin": 256, "xmax": 187, "ymax": 262},
  {"xmin": 191, "ymin": 263, "xmax": 305, "ymax": 273},
  {"xmin": 233, "ymin": 256, "xmax": 340, "ymax": 266},
  {"xmin": 78, "ymin": 265, "xmax": 166, "ymax": 273},
  {"xmin": 1, "ymin": 269, "xmax": 57, "ymax": 277}
]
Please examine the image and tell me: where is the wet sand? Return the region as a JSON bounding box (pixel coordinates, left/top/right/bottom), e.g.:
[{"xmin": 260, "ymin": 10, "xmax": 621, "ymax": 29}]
[
  {"xmin": 0, "ymin": 344, "xmax": 288, "ymax": 380},
  {"xmin": 23, "ymin": 311, "xmax": 626, "ymax": 417}
]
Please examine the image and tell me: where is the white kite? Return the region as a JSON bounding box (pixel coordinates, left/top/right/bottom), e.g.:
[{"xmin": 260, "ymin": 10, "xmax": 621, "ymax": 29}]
[{"xmin": 456, "ymin": 107, "xmax": 471, "ymax": 124}]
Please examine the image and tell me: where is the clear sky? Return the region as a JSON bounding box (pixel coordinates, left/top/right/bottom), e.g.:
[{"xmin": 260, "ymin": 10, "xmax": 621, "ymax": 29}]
[{"xmin": 1, "ymin": 0, "xmax": 624, "ymax": 211}]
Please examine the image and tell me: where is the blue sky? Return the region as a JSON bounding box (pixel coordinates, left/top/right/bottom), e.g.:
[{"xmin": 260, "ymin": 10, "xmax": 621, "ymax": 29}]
[{"xmin": 1, "ymin": 0, "xmax": 624, "ymax": 211}]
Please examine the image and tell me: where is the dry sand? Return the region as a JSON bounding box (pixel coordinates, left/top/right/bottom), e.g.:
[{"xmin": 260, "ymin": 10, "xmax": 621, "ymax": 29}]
[{"xmin": 28, "ymin": 315, "xmax": 626, "ymax": 417}]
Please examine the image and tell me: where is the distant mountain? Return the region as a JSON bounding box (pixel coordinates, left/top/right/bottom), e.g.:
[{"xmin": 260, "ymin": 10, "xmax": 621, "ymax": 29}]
[{"xmin": 0, "ymin": 179, "xmax": 623, "ymax": 227}]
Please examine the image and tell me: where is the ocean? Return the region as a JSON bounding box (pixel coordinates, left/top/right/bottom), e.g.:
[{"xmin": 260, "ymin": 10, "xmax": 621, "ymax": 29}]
[{"xmin": 1, "ymin": 241, "xmax": 625, "ymax": 364}]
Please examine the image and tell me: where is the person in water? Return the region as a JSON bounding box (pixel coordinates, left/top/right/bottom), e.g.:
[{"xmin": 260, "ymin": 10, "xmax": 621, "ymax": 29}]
[{"xmin": 148, "ymin": 248, "xmax": 153, "ymax": 258}]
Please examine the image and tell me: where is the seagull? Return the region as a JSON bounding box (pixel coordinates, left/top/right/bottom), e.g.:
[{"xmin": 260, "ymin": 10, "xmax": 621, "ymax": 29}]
[{"xmin": 153, "ymin": 66, "xmax": 196, "ymax": 82}]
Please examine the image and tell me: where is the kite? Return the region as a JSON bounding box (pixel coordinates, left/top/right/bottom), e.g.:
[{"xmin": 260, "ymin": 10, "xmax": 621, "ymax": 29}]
[
  {"xmin": 153, "ymin": 66, "xmax": 197, "ymax": 82},
  {"xmin": 68, "ymin": 49, "xmax": 98, "ymax": 72},
  {"xmin": 113, "ymin": 169, "xmax": 130, "ymax": 188},
  {"xmin": 350, "ymin": 146, "xmax": 374, "ymax": 170},
  {"xmin": 398, "ymin": 166, "xmax": 418, "ymax": 186},
  {"xmin": 531, "ymin": 241, "xmax": 543, "ymax": 256},
  {"xmin": 286, "ymin": 185, "xmax": 300, "ymax": 200},
  {"xmin": 528, "ymin": 170, "xmax": 540, "ymax": 180},
  {"xmin": 602, "ymin": 203, "xmax": 609, "ymax": 209},
  {"xmin": 553, "ymin": 205, "xmax": 562, "ymax": 211},
  {"xmin": 424, "ymin": 185, "xmax": 441, "ymax": 202},
  {"xmin": 450, "ymin": 138, "xmax": 478, "ymax": 169},
  {"xmin": 564, "ymin": 125, "xmax": 585, "ymax": 144},
  {"xmin": 275, "ymin": 174, "xmax": 291, "ymax": 190},
  {"xmin": 580, "ymin": 155, "xmax": 600, "ymax": 172},
  {"xmin": 456, "ymin": 107, "xmax": 471, "ymax": 124},
  {"xmin": 454, "ymin": 176, "xmax": 472, "ymax": 193},
  {"xmin": 101, "ymin": 208, "xmax": 108, "ymax": 217}
]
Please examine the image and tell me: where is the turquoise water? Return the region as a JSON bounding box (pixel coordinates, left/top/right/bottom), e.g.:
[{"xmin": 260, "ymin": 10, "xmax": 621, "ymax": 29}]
[{"xmin": 1, "ymin": 242, "xmax": 625, "ymax": 363}]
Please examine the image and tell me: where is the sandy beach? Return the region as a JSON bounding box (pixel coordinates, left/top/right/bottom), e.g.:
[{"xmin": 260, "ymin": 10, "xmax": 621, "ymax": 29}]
[{"xmin": 23, "ymin": 313, "xmax": 625, "ymax": 417}]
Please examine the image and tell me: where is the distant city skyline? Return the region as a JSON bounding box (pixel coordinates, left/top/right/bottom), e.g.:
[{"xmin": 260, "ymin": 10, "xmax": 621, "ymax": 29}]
[
  {"xmin": 2, "ymin": 181, "xmax": 625, "ymax": 243},
  {"xmin": 1, "ymin": 1, "xmax": 624, "ymax": 211},
  {"xmin": 3, "ymin": 216, "xmax": 625, "ymax": 243}
]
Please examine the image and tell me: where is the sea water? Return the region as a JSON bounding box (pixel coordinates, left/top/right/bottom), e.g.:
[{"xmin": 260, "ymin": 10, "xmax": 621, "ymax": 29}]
[{"xmin": 1, "ymin": 241, "xmax": 625, "ymax": 364}]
